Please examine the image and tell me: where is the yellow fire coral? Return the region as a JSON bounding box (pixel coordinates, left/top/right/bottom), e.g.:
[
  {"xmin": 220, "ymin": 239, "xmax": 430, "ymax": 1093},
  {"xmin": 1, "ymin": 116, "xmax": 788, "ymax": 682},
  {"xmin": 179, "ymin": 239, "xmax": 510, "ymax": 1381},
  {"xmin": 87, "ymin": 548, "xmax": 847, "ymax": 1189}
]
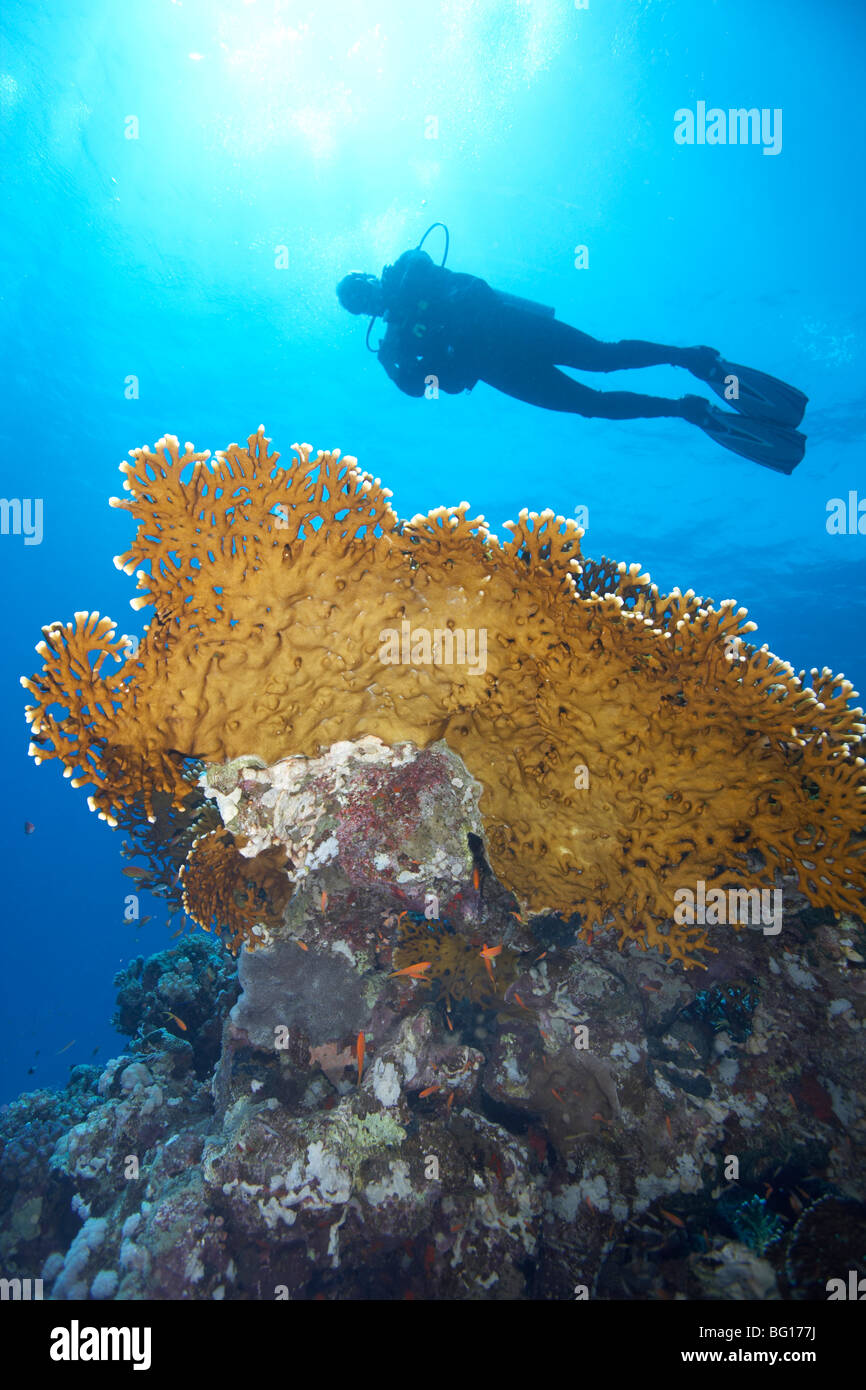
[
  {"xmin": 180, "ymin": 827, "xmax": 292, "ymax": 954},
  {"xmin": 22, "ymin": 427, "xmax": 866, "ymax": 966}
]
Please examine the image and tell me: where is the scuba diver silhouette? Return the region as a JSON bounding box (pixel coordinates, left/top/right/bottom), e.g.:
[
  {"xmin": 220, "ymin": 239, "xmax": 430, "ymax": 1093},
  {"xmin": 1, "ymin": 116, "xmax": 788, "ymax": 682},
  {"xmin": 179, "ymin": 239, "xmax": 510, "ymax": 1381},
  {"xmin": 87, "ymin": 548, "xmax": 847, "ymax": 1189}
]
[{"xmin": 337, "ymin": 225, "xmax": 808, "ymax": 474}]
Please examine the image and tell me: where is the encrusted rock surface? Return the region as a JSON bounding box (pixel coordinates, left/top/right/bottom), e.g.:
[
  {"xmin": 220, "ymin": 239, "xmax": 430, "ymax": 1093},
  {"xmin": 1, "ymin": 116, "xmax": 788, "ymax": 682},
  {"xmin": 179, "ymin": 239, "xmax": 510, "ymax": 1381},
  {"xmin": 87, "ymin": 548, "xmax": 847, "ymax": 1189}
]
[{"xmin": 1, "ymin": 739, "xmax": 864, "ymax": 1300}]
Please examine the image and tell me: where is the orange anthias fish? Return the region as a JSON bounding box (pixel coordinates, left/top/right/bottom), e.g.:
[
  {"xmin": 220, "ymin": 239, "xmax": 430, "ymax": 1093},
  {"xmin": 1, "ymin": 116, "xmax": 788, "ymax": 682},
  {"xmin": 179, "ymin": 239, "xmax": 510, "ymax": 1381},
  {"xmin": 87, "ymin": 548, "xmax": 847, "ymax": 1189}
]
[
  {"xmin": 320, "ymin": 890, "xmax": 328, "ymax": 914},
  {"xmin": 479, "ymin": 943, "xmax": 501, "ymax": 984},
  {"xmin": 356, "ymin": 1032, "xmax": 365, "ymax": 1086},
  {"xmin": 388, "ymin": 961, "xmax": 432, "ymax": 979},
  {"xmin": 472, "ymin": 866, "xmax": 480, "ymax": 892},
  {"xmin": 165, "ymin": 1011, "xmax": 188, "ymax": 1032}
]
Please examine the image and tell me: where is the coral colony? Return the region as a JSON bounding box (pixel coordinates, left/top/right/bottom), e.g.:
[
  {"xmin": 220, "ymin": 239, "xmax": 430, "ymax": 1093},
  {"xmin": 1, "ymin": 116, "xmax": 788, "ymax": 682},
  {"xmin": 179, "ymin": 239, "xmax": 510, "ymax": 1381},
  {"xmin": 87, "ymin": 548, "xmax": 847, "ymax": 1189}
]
[
  {"xmin": 9, "ymin": 428, "xmax": 866, "ymax": 1301},
  {"xmin": 22, "ymin": 428, "xmax": 866, "ymax": 966},
  {"xmin": 731, "ymin": 1196, "xmax": 785, "ymax": 1256}
]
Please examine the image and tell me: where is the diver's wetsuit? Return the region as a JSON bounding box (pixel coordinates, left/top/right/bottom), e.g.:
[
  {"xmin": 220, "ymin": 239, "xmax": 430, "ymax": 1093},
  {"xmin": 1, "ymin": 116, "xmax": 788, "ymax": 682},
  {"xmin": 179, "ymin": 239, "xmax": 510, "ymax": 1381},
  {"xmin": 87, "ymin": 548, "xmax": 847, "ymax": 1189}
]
[{"xmin": 378, "ymin": 248, "xmax": 692, "ymax": 419}]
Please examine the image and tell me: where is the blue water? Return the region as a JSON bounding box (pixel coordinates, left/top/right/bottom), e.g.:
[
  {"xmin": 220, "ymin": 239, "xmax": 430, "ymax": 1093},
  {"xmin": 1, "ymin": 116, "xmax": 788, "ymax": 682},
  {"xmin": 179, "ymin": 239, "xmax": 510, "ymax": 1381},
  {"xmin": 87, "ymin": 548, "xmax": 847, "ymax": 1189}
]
[{"xmin": 1, "ymin": 0, "xmax": 864, "ymax": 1101}]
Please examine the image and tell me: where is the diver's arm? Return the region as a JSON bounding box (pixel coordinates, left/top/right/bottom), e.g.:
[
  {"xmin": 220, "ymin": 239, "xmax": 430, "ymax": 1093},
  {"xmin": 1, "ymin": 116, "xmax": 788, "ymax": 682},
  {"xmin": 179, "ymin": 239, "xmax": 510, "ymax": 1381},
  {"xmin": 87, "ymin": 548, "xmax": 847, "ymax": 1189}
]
[
  {"xmin": 378, "ymin": 251, "xmax": 489, "ymax": 394},
  {"xmin": 378, "ymin": 339, "xmax": 427, "ymax": 397}
]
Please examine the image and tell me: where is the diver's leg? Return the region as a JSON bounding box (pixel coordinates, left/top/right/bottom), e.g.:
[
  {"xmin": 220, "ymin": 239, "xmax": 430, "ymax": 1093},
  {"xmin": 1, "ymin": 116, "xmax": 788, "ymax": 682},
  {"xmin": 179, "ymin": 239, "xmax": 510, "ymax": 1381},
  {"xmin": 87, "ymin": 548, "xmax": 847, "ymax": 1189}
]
[
  {"xmin": 477, "ymin": 361, "xmax": 704, "ymax": 421},
  {"xmin": 509, "ymin": 313, "xmax": 709, "ymax": 374}
]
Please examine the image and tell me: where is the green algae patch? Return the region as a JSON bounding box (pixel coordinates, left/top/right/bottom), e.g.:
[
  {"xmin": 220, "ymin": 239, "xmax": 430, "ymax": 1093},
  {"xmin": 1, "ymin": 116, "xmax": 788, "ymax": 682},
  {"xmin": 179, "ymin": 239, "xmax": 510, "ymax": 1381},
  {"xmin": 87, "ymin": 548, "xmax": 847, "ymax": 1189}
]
[{"xmin": 338, "ymin": 1111, "xmax": 407, "ymax": 1167}]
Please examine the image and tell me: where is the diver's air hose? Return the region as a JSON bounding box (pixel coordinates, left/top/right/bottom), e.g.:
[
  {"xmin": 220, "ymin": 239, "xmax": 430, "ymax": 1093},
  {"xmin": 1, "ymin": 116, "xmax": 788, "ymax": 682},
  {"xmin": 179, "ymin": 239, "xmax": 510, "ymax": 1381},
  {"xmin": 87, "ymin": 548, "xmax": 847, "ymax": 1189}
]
[{"xmin": 416, "ymin": 222, "xmax": 450, "ymax": 267}]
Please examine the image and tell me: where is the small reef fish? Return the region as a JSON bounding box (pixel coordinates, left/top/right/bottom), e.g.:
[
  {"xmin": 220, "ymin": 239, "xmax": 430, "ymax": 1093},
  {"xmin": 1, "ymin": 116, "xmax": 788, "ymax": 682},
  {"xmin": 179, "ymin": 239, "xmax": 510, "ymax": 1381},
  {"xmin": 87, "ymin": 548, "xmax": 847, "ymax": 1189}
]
[
  {"xmin": 24, "ymin": 821, "xmax": 35, "ymax": 834},
  {"xmin": 164, "ymin": 1011, "xmax": 187, "ymax": 1032},
  {"xmin": 419, "ymin": 1085, "xmax": 440, "ymax": 1098},
  {"xmin": 388, "ymin": 961, "xmax": 432, "ymax": 979},
  {"xmin": 55, "ymin": 1040, "xmax": 76, "ymax": 1055},
  {"xmin": 658, "ymin": 1207, "xmax": 685, "ymax": 1229},
  {"xmin": 472, "ymin": 866, "xmax": 480, "ymax": 891},
  {"xmin": 320, "ymin": 891, "xmax": 328, "ymax": 913},
  {"xmin": 479, "ymin": 943, "xmax": 501, "ymax": 984},
  {"xmin": 356, "ymin": 1032, "xmax": 365, "ymax": 1086},
  {"xmin": 513, "ymin": 992, "xmax": 528, "ymax": 1010},
  {"xmin": 121, "ymin": 866, "xmax": 152, "ymax": 880}
]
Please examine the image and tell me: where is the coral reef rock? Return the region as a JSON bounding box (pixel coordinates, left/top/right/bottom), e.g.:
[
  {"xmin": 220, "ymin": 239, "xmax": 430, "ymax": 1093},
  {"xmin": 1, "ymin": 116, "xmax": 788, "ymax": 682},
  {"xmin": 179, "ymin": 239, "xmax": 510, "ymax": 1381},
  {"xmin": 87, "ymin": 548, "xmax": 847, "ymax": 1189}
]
[{"xmin": 1, "ymin": 740, "xmax": 864, "ymax": 1300}]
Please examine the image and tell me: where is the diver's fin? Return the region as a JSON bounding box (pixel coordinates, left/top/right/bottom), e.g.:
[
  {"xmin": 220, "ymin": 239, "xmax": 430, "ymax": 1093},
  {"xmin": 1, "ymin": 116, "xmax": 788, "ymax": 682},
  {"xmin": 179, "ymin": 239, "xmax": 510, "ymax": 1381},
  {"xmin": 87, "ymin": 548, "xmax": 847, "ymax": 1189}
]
[
  {"xmin": 699, "ymin": 405, "xmax": 806, "ymax": 474},
  {"xmin": 699, "ymin": 353, "xmax": 808, "ymax": 427}
]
